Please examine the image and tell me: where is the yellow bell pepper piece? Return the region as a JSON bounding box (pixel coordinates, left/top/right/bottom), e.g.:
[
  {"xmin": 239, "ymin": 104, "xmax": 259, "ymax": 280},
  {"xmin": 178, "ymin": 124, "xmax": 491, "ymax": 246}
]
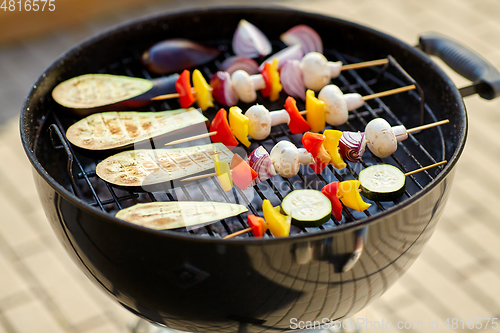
[
  {"xmin": 193, "ymin": 69, "xmax": 214, "ymax": 111},
  {"xmin": 228, "ymin": 106, "xmax": 251, "ymax": 147},
  {"xmin": 323, "ymin": 129, "xmax": 347, "ymax": 169},
  {"xmin": 268, "ymin": 58, "xmax": 282, "ymax": 102},
  {"xmin": 338, "ymin": 180, "xmax": 371, "ymax": 212},
  {"xmin": 262, "ymin": 199, "xmax": 291, "ymax": 237},
  {"xmin": 305, "ymin": 89, "xmax": 326, "ymax": 133},
  {"xmin": 213, "ymin": 155, "xmax": 233, "ymax": 191}
]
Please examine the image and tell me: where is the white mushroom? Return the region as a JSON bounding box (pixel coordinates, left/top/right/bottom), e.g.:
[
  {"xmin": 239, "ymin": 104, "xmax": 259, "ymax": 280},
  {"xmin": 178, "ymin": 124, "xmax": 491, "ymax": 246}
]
[
  {"xmin": 365, "ymin": 118, "xmax": 398, "ymax": 158},
  {"xmin": 245, "ymin": 105, "xmax": 272, "ymax": 140},
  {"xmin": 231, "ymin": 70, "xmax": 257, "ymax": 103},
  {"xmin": 318, "ymin": 84, "xmax": 348, "ymax": 126},
  {"xmin": 300, "ymin": 52, "xmax": 331, "ymax": 91},
  {"xmin": 270, "ymin": 141, "xmax": 301, "ymax": 178}
]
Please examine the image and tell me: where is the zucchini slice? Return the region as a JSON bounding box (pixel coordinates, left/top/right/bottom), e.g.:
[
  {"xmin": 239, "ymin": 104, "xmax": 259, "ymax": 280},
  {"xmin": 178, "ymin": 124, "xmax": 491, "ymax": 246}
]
[
  {"xmin": 359, "ymin": 164, "xmax": 406, "ymax": 201},
  {"xmin": 281, "ymin": 190, "xmax": 332, "ymax": 228}
]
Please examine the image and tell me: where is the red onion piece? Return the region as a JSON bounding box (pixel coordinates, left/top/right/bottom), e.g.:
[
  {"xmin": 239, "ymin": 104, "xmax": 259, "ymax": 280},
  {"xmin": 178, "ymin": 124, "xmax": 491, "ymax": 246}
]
[
  {"xmin": 220, "ymin": 56, "xmax": 260, "ymax": 75},
  {"xmin": 280, "ymin": 25, "xmax": 323, "ymax": 54},
  {"xmin": 141, "ymin": 39, "xmax": 220, "ymax": 74},
  {"xmin": 280, "ymin": 60, "xmax": 306, "ymax": 101},
  {"xmin": 259, "ymin": 44, "xmax": 304, "ymax": 71},
  {"xmin": 232, "ymin": 19, "xmax": 272, "ymax": 58},
  {"xmin": 339, "ymin": 132, "xmax": 366, "ymax": 162},
  {"xmin": 210, "ymin": 71, "xmax": 238, "ymax": 106},
  {"xmin": 247, "ymin": 146, "xmax": 276, "ymax": 185}
]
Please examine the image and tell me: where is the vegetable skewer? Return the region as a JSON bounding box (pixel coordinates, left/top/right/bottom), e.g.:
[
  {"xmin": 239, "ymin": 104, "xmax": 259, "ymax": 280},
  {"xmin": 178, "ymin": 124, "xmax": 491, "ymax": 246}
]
[{"xmin": 164, "ymin": 85, "xmax": 416, "ymax": 147}]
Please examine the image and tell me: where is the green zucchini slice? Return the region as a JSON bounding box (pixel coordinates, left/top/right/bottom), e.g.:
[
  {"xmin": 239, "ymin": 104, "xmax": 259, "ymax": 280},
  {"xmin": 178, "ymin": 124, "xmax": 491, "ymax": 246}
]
[
  {"xmin": 281, "ymin": 190, "xmax": 332, "ymax": 228},
  {"xmin": 359, "ymin": 164, "xmax": 406, "ymax": 201}
]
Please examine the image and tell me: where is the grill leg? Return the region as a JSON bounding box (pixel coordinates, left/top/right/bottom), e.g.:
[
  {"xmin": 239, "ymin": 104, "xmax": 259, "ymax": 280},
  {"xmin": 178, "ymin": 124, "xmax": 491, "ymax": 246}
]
[{"xmin": 128, "ymin": 318, "xmax": 181, "ymax": 333}]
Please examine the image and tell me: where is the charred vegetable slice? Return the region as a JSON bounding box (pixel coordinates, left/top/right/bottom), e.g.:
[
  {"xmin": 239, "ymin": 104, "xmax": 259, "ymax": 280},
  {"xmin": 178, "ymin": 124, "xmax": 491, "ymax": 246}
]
[
  {"xmin": 52, "ymin": 74, "xmax": 154, "ymax": 110},
  {"xmin": 116, "ymin": 201, "xmax": 247, "ymax": 230},
  {"xmin": 96, "ymin": 143, "xmax": 232, "ymax": 187},
  {"xmin": 66, "ymin": 108, "xmax": 207, "ymax": 151},
  {"xmin": 359, "ymin": 164, "xmax": 406, "ymax": 201},
  {"xmin": 281, "ymin": 190, "xmax": 332, "ymax": 228}
]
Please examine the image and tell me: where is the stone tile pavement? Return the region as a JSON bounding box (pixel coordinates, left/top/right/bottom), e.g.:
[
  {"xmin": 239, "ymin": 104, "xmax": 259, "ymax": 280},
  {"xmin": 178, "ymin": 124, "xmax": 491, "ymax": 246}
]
[{"xmin": 0, "ymin": 0, "xmax": 500, "ymax": 332}]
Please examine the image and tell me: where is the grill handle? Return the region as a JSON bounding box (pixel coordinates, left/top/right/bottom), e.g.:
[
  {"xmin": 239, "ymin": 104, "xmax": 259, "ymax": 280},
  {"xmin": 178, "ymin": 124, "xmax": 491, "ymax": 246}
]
[{"xmin": 418, "ymin": 32, "xmax": 500, "ymax": 100}]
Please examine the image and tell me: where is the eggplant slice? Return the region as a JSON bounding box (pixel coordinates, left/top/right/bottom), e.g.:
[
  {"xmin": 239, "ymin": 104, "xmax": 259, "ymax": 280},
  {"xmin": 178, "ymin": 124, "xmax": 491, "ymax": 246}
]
[
  {"xmin": 96, "ymin": 143, "xmax": 233, "ymax": 187},
  {"xmin": 66, "ymin": 107, "xmax": 207, "ymax": 150}
]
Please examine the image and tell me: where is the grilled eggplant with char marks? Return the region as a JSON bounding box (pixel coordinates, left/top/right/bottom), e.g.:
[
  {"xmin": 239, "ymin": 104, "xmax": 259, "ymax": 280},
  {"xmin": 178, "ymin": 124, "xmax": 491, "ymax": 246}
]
[
  {"xmin": 96, "ymin": 143, "xmax": 233, "ymax": 187},
  {"xmin": 66, "ymin": 107, "xmax": 207, "ymax": 150},
  {"xmin": 116, "ymin": 201, "xmax": 247, "ymax": 230}
]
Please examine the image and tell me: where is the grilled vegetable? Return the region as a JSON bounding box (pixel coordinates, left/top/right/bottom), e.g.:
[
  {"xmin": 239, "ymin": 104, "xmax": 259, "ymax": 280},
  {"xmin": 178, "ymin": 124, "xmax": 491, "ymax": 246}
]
[
  {"xmin": 365, "ymin": 118, "xmax": 398, "ymax": 158},
  {"xmin": 66, "ymin": 108, "xmax": 207, "ymax": 151},
  {"xmin": 321, "ymin": 181, "xmax": 343, "ymax": 221},
  {"xmin": 305, "ymin": 89, "xmax": 326, "ymax": 133},
  {"xmin": 338, "ymin": 180, "xmax": 371, "ymax": 212},
  {"xmin": 281, "ymin": 190, "xmax": 332, "ymax": 227},
  {"xmin": 260, "ymin": 58, "xmax": 282, "ymax": 102},
  {"xmin": 96, "ymin": 143, "xmax": 233, "ymax": 188},
  {"xmin": 52, "ymin": 74, "xmax": 178, "ymax": 116},
  {"xmin": 247, "ymin": 215, "xmax": 268, "ymax": 238},
  {"xmin": 284, "ymin": 96, "xmax": 311, "ymax": 134},
  {"xmin": 230, "ymin": 154, "xmax": 258, "ymax": 190},
  {"xmin": 209, "ymin": 108, "xmax": 239, "ymax": 149},
  {"xmin": 302, "ymin": 132, "xmax": 331, "ymax": 174},
  {"xmin": 141, "ymin": 38, "xmax": 220, "ymax": 74},
  {"xmin": 323, "ymin": 130, "xmax": 347, "ymax": 170},
  {"xmin": 176, "ymin": 70, "xmax": 196, "ymax": 108},
  {"xmin": 228, "ymin": 106, "xmax": 251, "ymax": 147},
  {"xmin": 192, "ymin": 69, "xmax": 214, "ymax": 111},
  {"xmin": 247, "ymin": 146, "xmax": 276, "ymax": 185},
  {"xmin": 232, "ymin": 19, "xmax": 272, "ymax": 58},
  {"xmin": 262, "ymin": 199, "xmax": 291, "ymax": 237},
  {"xmin": 359, "ymin": 164, "xmax": 406, "ymax": 201},
  {"xmin": 213, "ymin": 155, "xmax": 233, "ymax": 191},
  {"xmin": 115, "ymin": 201, "xmax": 247, "ymax": 230}
]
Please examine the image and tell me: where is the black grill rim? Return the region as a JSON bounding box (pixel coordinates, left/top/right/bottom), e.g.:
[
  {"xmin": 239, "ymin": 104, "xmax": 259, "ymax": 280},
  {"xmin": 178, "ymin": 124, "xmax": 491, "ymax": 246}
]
[{"xmin": 20, "ymin": 5, "xmax": 467, "ymax": 244}]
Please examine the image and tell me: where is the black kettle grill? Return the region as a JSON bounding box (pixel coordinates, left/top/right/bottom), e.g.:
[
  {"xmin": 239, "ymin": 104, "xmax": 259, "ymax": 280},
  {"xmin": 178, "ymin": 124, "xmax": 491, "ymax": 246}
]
[{"xmin": 20, "ymin": 6, "xmax": 500, "ymax": 333}]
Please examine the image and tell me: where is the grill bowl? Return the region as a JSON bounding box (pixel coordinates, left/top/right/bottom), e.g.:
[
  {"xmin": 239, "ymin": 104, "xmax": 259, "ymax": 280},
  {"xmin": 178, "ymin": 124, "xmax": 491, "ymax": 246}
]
[{"xmin": 21, "ymin": 6, "xmax": 466, "ymax": 332}]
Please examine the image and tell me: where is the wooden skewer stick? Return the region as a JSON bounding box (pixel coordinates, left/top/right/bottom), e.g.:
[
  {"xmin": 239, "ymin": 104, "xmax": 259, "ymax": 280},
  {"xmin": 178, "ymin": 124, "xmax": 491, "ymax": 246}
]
[
  {"xmin": 406, "ymin": 119, "xmax": 449, "ymax": 134},
  {"xmin": 151, "ymin": 87, "xmax": 214, "ymax": 101},
  {"xmin": 340, "ymin": 58, "xmax": 389, "ymax": 71},
  {"xmin": 152, "ymin": 59, "xmax": 391, "ymax": 102},
  {"xmin": 223, "ymin": 228, "xmax": 252, "ymax": 239},
  {"xmin": 165, "ymin": 131, "xmax": 217, "ymax": 146},
  {"xmin": 181, "ymin": 172, "xmax": 217, "ymax": 182},
  {"xmin": 361, "ymin": 85, "xmax": 416, "ymax": 101},
  {"xmin": 404, "ymin": 160, "xmax": 447, "ymax": 177},
  {"xmin": 298, "ymin": 84, "xmax": 416, "ymax": 116}
]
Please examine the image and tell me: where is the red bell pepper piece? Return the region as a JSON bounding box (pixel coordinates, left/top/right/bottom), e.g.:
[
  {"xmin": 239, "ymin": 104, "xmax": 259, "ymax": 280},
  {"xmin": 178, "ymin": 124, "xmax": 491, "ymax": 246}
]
[
  {"xmin": 230, "ymin": 154, "xmax": 258, "ymax": 189},
  {"xmin": 260, "ymin": 59, "xmax": 281, "ymax": 101},
  {"xmin": 209, "ymin": 108, "xmax": 239, "ymax": 149},
  {"xmin": 321, "ymin": 181, "xmax": 343, "ymax": 222},
  {"xmin": 248, "ymin": 214, "xmax": 268, "ymax": 238},
  {"xmin": 175, "ymin": 69, "xmax": 196, "ymax": 108},
  {"xmin": 302, "ymin": 132, "xmax": 331, "ymax": 173},
  {"xmin": 284, "ymin": 96, "xmax": 311, "ymax": 134}
]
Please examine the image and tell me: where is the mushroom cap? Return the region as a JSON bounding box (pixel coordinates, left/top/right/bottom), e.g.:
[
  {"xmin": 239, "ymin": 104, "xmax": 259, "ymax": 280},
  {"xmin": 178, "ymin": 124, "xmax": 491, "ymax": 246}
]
[
  {"xmin": 365, "ymin": 118, "xmax": 398, "ymax": 158},
  {"xmin": 270, "ymin": 141, "xmax": 300, "ymax": 178},
  {"xmin": 318, "ymin": 84, "xmax": 348, "ymax": 126},
  {"xmin": 300, "ymin": 52, "xmax": 331, "ymax": 91},
  {"xmin": 231, "ymin": 70, "xmax": 257, "ymax": 103},
  {"xmin": 246, "ymin": 105, "xmax": 272, "ymax": 140}
]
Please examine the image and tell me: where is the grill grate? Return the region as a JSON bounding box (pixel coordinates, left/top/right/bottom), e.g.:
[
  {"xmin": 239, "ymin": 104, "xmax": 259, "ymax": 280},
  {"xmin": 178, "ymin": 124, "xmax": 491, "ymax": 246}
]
[{"xmin": 45, "ymin": 45, "xmax": 447, "ymax": 239}]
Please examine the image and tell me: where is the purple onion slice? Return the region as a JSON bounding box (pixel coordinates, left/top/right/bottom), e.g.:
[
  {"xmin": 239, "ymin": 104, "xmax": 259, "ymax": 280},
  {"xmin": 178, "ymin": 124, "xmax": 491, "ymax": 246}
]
[
  {"xmin": 247, "ymin": 146, "xmax": 276, "ymax": 185},
  {"xmin": 339, "ymin": 131, "xmax": 367, "ymax": 162},
  {"xmin": 259, "ymin": 44, "xmax": 304, "ymax": 71},
  {"xmin": 220, "ymin": 56, "xmax": 260, "ymax": 75},
  {"xmin": 280, "ymin": 60, "xmax": 306, "ymax": 101},
  {"xmin": 280, "ymin": 25, "xmax": 323, "ymax": 54},
  {"xmin": 232, "ymin": 19, "xmax": 272, "ymax": 58},
  {"xmin": 210, "ymin": 71, "xmax": 238, "ymax": 106}
]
